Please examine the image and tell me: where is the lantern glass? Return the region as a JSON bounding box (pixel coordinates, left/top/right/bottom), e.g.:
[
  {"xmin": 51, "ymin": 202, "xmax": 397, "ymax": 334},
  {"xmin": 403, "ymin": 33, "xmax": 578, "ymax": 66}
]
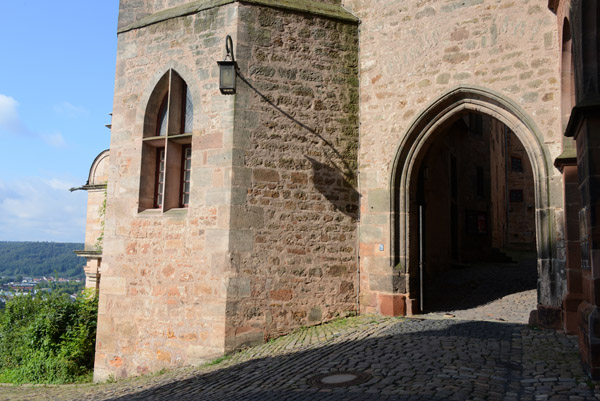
[{"xmin": 218, "ymin": 61, "xmax": 236, "ymax": 95}]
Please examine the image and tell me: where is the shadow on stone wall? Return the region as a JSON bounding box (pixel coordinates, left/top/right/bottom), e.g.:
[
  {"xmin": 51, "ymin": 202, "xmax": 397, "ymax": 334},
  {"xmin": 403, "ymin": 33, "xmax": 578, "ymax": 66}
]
[
  {"xmin": 237, "ymin": 72, "xmax": 359, "ymax": 219},
  {"xmin": 237, "ymin": 73, "xmax": 357, "ymax": 179},
  {"xmin": 306, "ymin": 156, "xmax": 359, "ymax": 219}
]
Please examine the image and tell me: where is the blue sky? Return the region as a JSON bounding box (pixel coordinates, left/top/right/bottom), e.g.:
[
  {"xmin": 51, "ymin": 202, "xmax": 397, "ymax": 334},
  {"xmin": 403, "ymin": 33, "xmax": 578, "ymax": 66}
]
[{"xmin": 0, "ymin": 2, "xmax": 119, "ymax": 242}]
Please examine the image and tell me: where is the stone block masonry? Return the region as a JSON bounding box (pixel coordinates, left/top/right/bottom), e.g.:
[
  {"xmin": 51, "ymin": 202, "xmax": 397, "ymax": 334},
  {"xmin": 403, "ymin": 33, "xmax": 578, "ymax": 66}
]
[
  {"xmin": 96, "ymin": 3, "xmax": 239, "ymax": 381},
  {"xmin": 97, "ymin": 0, "xmax": 359, "ymax": 381},
  {"xmin": 225, "ymin": 4, "xmax": 359, "ymax": 348},
  {"xmin": 341, "ymin": 0, "xmax": 566, "ymax": 314},
  {"xmin": 96, "ymin": 0, "xmax": 576, "ymax": 382}
]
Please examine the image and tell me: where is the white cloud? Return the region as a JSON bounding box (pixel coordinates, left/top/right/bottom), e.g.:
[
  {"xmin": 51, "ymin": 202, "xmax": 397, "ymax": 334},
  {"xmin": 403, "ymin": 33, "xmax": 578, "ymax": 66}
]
[
  {"xmin": 53, "ymin": 101, "xmax": 89, "ymax": 118},
  {"xmin": 0, "ymin": 94, "xmax": 69, "ymax": 148},
  {"xmin": 44, "ymin": 178, "xmax": 73, "ymax": 191},
  {"xmin": 0, "ymin": 94, "xmax": 30, "ymax": 135},
  {"xmin": 0, "ymin": 177, "xmax": 86, "ymax": 242},
  {"xmin": 41, "ymin": 131, "xmax": 67, "ymax": 148}
]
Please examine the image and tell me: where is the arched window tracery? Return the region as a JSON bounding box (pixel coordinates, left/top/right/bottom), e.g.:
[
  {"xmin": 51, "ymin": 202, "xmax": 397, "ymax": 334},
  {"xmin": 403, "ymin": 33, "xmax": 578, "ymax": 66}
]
[{"xmin": 140, "ymin": 69, "xmax": 193, "ymax": 211}]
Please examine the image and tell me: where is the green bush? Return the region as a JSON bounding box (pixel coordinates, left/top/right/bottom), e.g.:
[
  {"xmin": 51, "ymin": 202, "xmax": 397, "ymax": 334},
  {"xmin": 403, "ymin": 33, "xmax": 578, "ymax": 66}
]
[
  {"xmin": 35, "ymin": 280, "xmax": 85, "ymax": 297},
  {"xmin": 0, "ymin": 289, "xmax": 98, "ymax": 384}
]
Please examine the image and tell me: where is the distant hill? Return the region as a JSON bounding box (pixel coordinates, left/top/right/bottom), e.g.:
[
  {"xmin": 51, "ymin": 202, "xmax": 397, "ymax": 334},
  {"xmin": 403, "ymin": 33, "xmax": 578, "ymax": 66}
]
[{"xmin": 0, "ymin": 242, "xmax": 85, "ymax": 279}]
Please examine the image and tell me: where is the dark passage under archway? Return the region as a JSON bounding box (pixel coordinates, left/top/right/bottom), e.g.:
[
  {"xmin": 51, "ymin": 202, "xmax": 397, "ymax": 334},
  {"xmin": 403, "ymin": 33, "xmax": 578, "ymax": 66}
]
[{"xmin": 415, "ymin": 112, "xmax": 537, "ymax": 314}]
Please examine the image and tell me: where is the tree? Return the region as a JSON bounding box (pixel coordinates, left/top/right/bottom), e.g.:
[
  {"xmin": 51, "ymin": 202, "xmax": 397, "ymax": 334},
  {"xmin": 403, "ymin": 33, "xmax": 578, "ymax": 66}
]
[{"xmin": 0, "ymin": 289, "xmax": 98, "ymax": 384}]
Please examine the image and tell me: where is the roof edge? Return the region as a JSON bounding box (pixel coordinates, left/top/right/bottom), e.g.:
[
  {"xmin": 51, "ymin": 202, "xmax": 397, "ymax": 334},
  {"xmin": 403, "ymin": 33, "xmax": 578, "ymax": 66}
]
[{"xmin": 118, "ymin": 0, "xmax": 358, "ymax": 33}]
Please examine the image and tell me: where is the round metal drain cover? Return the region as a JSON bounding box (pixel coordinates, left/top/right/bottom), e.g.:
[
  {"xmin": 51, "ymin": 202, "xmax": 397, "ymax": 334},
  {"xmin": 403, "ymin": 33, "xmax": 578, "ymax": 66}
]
[{"xmin": 310, "ymin": 371, "xmax": 372, "ymax": 388}]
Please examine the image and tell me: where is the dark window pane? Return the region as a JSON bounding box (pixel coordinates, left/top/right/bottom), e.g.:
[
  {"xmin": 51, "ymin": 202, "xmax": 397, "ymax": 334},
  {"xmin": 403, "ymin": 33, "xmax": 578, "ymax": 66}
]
[
  {"xmin": 511, "ymin": 157, "xmax": 523, "ymax": 172},
  {"xmin": 510, "ymin": 189, "xmax": 523, "ymax": 202}
]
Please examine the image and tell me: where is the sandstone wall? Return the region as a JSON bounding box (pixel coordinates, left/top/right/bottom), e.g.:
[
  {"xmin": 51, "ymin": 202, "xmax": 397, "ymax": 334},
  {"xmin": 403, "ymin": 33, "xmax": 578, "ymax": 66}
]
[
  {"xmin": 341, "ymin": 0, "xmax": 566, "ymax": 311},
  {"xmin": 505, "ymin": 131, "xmax": 537, "ymax": 250},
  {"xmin": 223, "ymin": 4, "xmax": 360, "ymax": 349},
  {"xmin": 84, "ymin": 191, "xmax": 106, "ymax": 251},
  {"xmin": 118, "ymin": 0, "xmax": 344, "ymax": 31},
  {"xmin": 84, "ymin": 151, "xmax": 109, "ymax": 251},
  {"xmin": 118, "ymin": 0, "xmax": 197, "ymax": 30},
  {"xmin": 100, "ymin": 0, "xmax": 358, "ymax": 380},
  {"xmin": 96, "ymin": 4, "xmax": 238, "ymax": 381}
]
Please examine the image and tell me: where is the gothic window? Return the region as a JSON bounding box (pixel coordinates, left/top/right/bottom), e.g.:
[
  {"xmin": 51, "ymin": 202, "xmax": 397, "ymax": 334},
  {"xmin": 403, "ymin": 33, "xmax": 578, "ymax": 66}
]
[
  {"xmin": 510, "ymin": 189, "xmax": 523, "ymax": 203},
  {"xmin": 511, "ymin": 157, "xmax": 523, "ymax": 172},
  {"xmin": 140, "ymin": 70, "xmax": 193, "ymax": 211}
]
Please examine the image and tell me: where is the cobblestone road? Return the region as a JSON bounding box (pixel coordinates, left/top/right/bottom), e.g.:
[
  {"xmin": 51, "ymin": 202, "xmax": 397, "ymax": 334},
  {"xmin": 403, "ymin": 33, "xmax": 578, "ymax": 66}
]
[
  {"xmin": 1, "ymin": 315, "xmax": 598, "ymax": 401},
  {"xmin": 424, "ymin": 254, "xmax": 538, "ymax": 324}
]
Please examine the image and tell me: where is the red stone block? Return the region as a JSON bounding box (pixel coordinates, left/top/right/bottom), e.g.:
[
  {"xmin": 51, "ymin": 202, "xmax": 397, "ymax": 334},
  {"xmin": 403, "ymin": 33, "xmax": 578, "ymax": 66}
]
[
  {"xmin": 157, "ymin": 350, "xmax": 171, "ymax": 362},
  {"xmin": 198, "ymin": 133, "xmax": 223, "ymax": 150},
  {"xmin": 536, "ymin": 304, "xmax": 563, "ymax": 330},
  {"xmin": 377, "ymin": 293, "xmax": 406, "ymax": 316},
  {"xmin": 109, "ymin": 356, "xmax": 123, "ymax": 368},
  {"xmin": 270, "ymin": 289, "xmax": 294, "ymax": 301}
]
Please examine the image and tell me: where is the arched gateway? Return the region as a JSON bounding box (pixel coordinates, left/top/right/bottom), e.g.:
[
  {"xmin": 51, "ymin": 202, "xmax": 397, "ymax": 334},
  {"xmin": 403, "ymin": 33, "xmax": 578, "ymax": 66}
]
[{"xmin": 390, "ymin": 86, "xmax": 556, "ymax": 313}]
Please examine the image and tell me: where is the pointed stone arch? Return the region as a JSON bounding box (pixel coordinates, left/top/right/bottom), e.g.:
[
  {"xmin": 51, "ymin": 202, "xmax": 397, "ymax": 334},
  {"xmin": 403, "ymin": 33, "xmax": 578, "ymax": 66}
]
[{"xmin": 390, "ymin": 85, "xmax": 554, "ymax": 306}]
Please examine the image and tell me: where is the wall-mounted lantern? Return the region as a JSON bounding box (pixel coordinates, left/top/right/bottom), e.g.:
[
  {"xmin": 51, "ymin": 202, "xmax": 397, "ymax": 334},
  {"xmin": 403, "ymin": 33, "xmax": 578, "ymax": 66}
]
[{"xmin": 218, "ymin": 35, "xmax": 237, "ymax": 95}]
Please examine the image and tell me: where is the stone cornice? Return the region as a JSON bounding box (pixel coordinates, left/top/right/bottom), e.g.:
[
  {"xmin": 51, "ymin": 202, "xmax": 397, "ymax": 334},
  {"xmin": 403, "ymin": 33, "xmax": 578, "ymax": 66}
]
[
  {"xmin": 564, "ymin": 97, "xmax": 600, "ymax": 138},
  {"xmin": 83, "ymin": 184, "xmax": 107, "ymax": 191},
  {"xmin": 553, "ymin": 148, "xmax": 577, "ymax": 171},
  {"xmin": 117, "ymin": 0, "xmax": 358, "ymax": 34},
  {"xmin": 74, "ymin": 250, "xmax": 103, "ymax": 259},
  {"xmin": 69, "ymin": 183, "xmax": 107, "ymax": 192}
]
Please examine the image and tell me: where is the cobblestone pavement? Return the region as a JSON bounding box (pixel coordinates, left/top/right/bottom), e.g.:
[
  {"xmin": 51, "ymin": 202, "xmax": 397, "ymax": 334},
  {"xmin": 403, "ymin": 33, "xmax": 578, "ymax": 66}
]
[
  {"xmin": 424, "ymin": 254, "xmax": 538, "ymax": 324},
  {"xmin": 423, "ymin": 288, "xmax": 537, "ymax": 323},
  {"xmin": 1, "ymin": 315, "xmax": 598, "ymax": 401}
]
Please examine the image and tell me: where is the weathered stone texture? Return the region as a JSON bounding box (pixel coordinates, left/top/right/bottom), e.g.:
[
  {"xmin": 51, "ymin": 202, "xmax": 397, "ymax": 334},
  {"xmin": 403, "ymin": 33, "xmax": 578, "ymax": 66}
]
[
  {"xmin": 83, "ymin": 152, "xmax": 110, "ymax": 251},
  {"xmin": 118, "ymin": 0, "xmax": 344, "ymax": 31},
  {"xmin": 224, "ymin": 5, "xmax": 359, "ymax": 347},
  {"xmin": 100, "ymin": 0, "xmax": 358, "ymax": 381},
  {"xmin": 97, "ymin": 4, "xmax": 238, "ymax": 381},
  {"xmin": 84, "ymin": 191, "xmax": 106, "ymax": 251},
  {"xmin": 341, "ymin": 0, "xmax": 565, "ymax": 311}
]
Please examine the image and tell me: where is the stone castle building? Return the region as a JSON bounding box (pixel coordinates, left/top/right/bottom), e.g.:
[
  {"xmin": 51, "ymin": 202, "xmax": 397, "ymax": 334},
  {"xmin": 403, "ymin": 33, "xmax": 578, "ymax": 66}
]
[{"xmin": 79, "ymin": 0, "xmax": 600, "ymax": 381}]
